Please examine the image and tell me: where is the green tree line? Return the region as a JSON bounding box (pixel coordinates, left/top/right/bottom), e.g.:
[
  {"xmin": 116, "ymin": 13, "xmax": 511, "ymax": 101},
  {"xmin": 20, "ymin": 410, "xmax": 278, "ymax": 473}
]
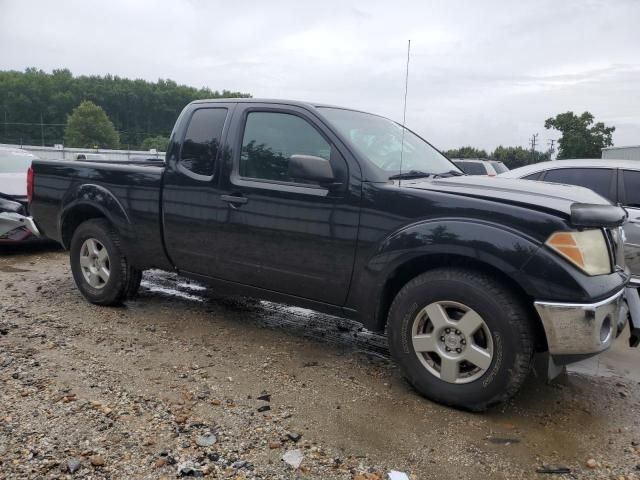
[
  {"xmin": 0, "ymin": 68, "xmax": 250, "ymax": 149},
  {"xmin": 445, "ymin": 111, "xmax": 615, "ymax": 169},
  {"xmin": 444, "ymin": 145, "xmax": 551, "ymax": 169}
]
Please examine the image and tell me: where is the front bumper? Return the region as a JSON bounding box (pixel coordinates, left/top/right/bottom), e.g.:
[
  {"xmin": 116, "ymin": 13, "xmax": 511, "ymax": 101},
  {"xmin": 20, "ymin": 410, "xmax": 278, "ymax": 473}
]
[
  {"xmin": 534, "ymin": 288, "xmax": 626, "ymax": 357},
  {"xmin": 0, "ymin": 212, "xmax": 41, "ymax": 242}
]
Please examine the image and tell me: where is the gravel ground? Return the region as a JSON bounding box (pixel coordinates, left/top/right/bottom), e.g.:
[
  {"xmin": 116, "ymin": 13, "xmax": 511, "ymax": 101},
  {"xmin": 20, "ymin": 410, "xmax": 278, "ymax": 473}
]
[{"xmin": 1, "ymin": 244, "xmax": 640, "ymax": 479}]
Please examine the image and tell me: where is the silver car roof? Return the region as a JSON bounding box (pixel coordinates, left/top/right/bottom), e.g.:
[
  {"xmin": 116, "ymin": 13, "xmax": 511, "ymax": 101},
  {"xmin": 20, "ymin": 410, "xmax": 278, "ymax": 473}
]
[
  {"xmin": 451, "ymin": 158, "xmax": 501, "ymax": 163},
  {"xmin": 499, "ymin": 159, "xmax": 640, "ymax": 177}
]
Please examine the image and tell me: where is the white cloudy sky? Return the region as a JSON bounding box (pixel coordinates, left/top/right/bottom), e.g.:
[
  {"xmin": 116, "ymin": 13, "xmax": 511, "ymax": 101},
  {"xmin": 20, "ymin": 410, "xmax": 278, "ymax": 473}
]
[{"xmin": 1, "ymin": 0, "xmax": 639, "ymax": 151}]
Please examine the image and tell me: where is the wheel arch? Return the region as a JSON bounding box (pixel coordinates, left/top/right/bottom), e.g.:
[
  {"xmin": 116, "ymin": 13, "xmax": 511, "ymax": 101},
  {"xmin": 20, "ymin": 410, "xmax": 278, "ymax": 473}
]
[
  {"xmin": 370, "ymin": 253, "xmax": 548, "ymax": 352},
  {"xmin": 59, "ymin": 184, "xmax": 132, "ymax": 249},
  {"xmin": 60, "ymin": 203, "xmax": 109, "ymax": 248}
]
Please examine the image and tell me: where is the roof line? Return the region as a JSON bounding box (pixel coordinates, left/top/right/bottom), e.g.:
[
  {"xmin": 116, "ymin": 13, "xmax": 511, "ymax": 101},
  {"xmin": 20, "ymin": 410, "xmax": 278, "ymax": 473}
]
[{"xmin": 602, "ymin": 145, "xmax": 640, "ymax": 150}]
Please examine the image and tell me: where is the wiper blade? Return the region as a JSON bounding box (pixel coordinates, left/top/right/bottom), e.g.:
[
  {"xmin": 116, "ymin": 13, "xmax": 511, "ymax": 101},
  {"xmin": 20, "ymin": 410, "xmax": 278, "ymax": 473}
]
[
  {"xmin": 388, "ymin": 170, "xmax": 434, "ymax": 180},
  {"xmin": 433, "ymin": 170, "xmax": 465, "ymax": 178}
]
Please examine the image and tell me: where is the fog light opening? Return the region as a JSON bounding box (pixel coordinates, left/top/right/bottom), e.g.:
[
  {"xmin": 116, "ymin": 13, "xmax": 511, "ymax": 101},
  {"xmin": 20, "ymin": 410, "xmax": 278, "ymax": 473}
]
[{"xmin": 600, "ymin": 315, "xmax": 613, "ymax": 343}]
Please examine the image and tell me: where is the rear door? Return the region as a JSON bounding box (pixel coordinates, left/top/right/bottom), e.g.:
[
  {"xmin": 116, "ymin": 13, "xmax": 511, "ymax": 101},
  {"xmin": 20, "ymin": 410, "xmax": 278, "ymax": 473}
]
[
  {"xmin": 541, "ymin": 167, "xmax": 616, "ymax": 202},
  {"xmin": 213, "ymin": 103, "xmax": 361, "ymax": 305},
  {"xmin": 162, "ymin": 103, "xmax": 234, "ymax": 275}
]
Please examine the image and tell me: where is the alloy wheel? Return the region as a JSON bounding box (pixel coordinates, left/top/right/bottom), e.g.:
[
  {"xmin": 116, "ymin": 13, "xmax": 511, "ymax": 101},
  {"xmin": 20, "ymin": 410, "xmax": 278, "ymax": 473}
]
[
  {"xmin": 411, "ymin": 300, "xmax": 494, "ymax": 384},
  {"xmin": 79, "ymin": 238, "xmax": 111, "ymax": 289}
]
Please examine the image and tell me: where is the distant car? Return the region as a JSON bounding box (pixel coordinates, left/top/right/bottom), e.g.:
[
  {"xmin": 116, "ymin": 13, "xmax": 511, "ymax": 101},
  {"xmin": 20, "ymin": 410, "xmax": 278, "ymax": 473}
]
[
  {"xmin": 0, "ymin": 147, "xmax": 41, "ymax": 242},
  {"xmin": 452, "ymin": 158, "xmax": 509, "ymax": 176},
  {"xmin": 500, "ymin": 159, "xmax": 640, "ymax": 286},
  {"xmin": 76, "ymin": 153, "xmax": 106, "ymax": 161}
]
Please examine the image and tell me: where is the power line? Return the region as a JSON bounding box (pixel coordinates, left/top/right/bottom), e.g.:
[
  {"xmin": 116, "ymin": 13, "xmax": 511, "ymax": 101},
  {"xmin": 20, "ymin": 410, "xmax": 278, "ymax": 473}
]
[
  {"xmin": 40, "ymin": 113, "xmax": 45, "ymax": 146},
  {"xmin": 1, "ymin": 121, "xmax": 171, "ymax": 137},
  {"xmin": 2, "ymin": 120, "xmax": 170, "ymax": 133},
  {"xmin": 2, "ymin": 121, "xmax": 66, "ymax": 126}
]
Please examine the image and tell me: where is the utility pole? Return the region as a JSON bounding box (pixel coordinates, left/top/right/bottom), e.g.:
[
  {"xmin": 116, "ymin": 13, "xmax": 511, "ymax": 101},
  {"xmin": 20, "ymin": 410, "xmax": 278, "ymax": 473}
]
[
  {"xmin": 547, "ymin": 139, "xmax": 556, "ymax": 159},
  {"xmin": 530, "ymin": 133, "xmax": 538, "ymax": 161},
  {"xmin": 40, "ymin": 112, "xmax": 45, "ymax": 146}
]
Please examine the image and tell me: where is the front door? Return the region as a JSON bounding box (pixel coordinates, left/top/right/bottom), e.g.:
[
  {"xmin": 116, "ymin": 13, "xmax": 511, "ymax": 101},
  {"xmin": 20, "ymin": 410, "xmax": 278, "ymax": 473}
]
[{"xmin": 214, "ymin": 103, "xmax": 361, "ymax": 305}]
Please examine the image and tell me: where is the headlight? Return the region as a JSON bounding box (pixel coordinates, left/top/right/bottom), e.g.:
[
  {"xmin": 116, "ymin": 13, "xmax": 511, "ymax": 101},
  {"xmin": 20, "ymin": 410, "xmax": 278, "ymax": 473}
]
[{"xmin": 545, "ymin": 229, "xmax": 611, "ymax": 276}]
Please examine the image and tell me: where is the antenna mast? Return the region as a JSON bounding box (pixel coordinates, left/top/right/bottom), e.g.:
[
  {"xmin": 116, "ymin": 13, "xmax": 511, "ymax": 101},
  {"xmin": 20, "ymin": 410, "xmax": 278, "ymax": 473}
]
[{"xmin": 399, "ymin": 39, "xmax": 411, "ymax": 187}]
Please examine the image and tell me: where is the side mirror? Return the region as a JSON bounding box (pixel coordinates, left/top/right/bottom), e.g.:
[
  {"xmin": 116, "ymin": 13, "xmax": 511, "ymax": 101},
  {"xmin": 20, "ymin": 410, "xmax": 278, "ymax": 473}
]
[{"xmin": 288, "ymin": 154, "xmax": 335, "ymax": 185}]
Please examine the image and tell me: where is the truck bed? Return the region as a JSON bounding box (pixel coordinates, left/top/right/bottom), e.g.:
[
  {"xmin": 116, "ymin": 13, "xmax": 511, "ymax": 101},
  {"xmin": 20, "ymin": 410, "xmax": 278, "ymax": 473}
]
[{"xmin": 30, "ymin": 159, "xmax": 171, "ymax": 270}]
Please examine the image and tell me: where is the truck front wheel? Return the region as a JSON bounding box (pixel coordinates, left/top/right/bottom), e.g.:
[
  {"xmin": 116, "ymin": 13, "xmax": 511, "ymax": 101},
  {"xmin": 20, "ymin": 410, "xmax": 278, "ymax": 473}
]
[
  {"xmin": 70, "ymin": 219, "xmax": 142, "ymax": 305},
  {"xmin": 387, "ymin": 268, "xmax": 535, "ymax": 411}
]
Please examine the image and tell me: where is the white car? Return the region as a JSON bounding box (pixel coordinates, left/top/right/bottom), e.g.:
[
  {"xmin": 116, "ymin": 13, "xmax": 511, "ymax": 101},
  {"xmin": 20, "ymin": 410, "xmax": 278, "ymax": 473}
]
[
  {"xmin": 500, "ymin": 159, "xmax": 640, "ymax": 287},
  {"xmin": 452, "ymin": 158, "xmax": 509, "ymax": 176}
]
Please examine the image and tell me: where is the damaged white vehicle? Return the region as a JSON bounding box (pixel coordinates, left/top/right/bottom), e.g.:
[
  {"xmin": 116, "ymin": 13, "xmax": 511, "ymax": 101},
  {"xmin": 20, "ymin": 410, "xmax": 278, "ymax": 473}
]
[{"xmin": 0, "ymin": 147, "xmax": 41, "ymax": 243}]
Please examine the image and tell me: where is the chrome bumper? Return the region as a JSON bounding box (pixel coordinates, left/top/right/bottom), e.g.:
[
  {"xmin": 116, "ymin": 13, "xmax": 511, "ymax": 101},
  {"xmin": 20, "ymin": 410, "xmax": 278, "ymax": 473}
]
[
  {"xmin": 0, "ymin": 212, "xmax": 41, "ymax": 239},
  {"xmin": 534, "ymin": 289, "xmax": 625, "ymax": 356}
]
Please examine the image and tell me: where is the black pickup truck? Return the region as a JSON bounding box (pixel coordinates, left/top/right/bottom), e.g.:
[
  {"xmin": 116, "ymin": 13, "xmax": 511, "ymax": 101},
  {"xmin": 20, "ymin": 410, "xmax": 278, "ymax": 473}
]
[{"xmin": 29, "ymin": 99, "xmax": 639, "ymax": 410}]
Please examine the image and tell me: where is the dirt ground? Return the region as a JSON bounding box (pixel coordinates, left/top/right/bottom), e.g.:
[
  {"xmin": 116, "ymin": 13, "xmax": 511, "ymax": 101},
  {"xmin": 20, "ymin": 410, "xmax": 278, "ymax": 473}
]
[{"xmin": 1, "ymin": 244, "xmax": 640, "ymax": 480}]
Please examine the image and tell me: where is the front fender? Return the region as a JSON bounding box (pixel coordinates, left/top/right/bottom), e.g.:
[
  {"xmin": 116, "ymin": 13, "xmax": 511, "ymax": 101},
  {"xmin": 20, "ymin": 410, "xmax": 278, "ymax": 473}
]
[
  {"xmin": 59, "ymin": 183, "xmax": 134, "ymax": 248},
  {"xmin": 378, "ymin": 218, "xmax": 541, "ymax": 276},
  {"xmin": 351, "ymin": 218, "xmax": 594, "ymax": 331}
]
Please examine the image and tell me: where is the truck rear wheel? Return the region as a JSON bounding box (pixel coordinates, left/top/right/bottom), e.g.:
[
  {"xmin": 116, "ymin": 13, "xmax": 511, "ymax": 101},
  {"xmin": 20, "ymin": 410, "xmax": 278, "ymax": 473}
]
[
  {"xmin": 70, "ymin": 219, "xmax": 142, "ymax": 305},
  {"xmin": 387, "ymin": 268, "xmax": 534, "ymax": 411}
]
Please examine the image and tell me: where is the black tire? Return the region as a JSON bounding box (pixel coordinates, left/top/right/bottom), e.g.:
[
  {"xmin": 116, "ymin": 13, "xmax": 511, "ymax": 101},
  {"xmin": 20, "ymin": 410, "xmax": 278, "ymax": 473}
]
[
  {"xmin": 69, "ymin": 218, "xmax": 142, "ymax": 305},
  {"xmin": 387, "ymin": 268, "xmax": 535, "ymax": 411},
  {"xmin": 126, "ymin": 268, "xmax": 143, "ymax": 300}
]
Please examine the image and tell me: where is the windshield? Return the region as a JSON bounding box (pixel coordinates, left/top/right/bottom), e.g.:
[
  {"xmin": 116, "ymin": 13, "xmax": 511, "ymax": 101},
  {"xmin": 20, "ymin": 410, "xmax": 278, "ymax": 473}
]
[
  {"xmin": 0, "ymin": 149, "xmax": 36, "ymax": 173},
  {"xmin": 319, "ymin": 107, "xmax": 460, "ymax": 178}
]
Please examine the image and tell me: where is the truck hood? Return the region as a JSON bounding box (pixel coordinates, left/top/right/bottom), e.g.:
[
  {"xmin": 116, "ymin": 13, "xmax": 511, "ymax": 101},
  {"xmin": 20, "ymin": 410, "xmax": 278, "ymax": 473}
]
[{"xmin": 404, "ymin": 176, "xmax": 627, "ymax": 228}]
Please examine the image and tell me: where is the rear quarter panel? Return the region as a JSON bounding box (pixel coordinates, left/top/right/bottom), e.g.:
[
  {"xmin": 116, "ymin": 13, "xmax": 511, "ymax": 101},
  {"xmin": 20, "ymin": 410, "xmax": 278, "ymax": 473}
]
[{"xmin": 31, "ymin": 160, "xmax": 171, "ymax": 270}]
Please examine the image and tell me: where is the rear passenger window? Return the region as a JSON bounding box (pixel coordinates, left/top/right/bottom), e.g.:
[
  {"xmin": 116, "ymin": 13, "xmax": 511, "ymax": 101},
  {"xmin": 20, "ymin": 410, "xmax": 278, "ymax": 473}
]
[
  {"xmin": 544, "ymin": 168, "xmax": 613, "ymax": 201},
  {"xmin": 523, "ymin": 172, "xmax": 543, "ymax": 181},
  {"xmin": 456, "ymin": 161, "xmax": 486, "ymax": 175},
  {"xmin": 180, "ymin": 108, "xmax": 227, "ymax": 176},
  {"xmin": 240, "ymin": 112, "xmax": 331, "ymax": 183},
  {"xmin": 623, "ymin": 170, "xmax": 640, "ymax": 207},
  {"xmin": 490, "ymin": 161, "xmax": 508, "ymax": 174}
]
